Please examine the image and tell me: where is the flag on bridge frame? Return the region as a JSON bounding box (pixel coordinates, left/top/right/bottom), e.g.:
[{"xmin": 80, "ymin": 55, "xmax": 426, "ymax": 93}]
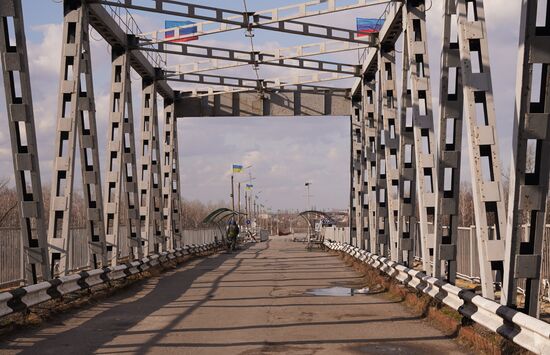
[
  {"xmin": 246, "ymin": 184, "xmax": 253, "ymax": 190},
  {"xmin": 165, "ymin": 20, "xmax": 198, "ymax": 42},
  {"xmin": 232, "ymin": 164, "xmax": 243, "ymax": 173},
  {"xmin": 356, "ymin": 18, "xmax": 384, "ymax": 36}
]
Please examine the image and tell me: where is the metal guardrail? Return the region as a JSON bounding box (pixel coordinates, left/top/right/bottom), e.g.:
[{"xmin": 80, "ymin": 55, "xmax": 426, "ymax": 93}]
[
  {"xmin": 0, "ymin": 228, "xmax": 220, "ymax": 288},
  {"xmin": 324, "ymin": 240, "xmax": 550, "ymax": 354},
  {"xmin": 323, "ymin": 225, "xmax": 550, "ymax": 299},
  {"xmin": 0, "ymin": 240, "xmax": 223, "ymax": 318}
]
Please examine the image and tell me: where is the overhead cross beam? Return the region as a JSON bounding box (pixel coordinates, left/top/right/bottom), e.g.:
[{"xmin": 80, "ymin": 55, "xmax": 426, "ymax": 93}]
[
  {"xmin": 173, "ymin": 72, "xmax": 355, "ymax": 97},
  {"xmin": 94, "ymin": 0, "xmax": 388, "ymax": 45},
  {"xmin": 145, "ymin": 41, "xmax": 363, "ymax": 76}
]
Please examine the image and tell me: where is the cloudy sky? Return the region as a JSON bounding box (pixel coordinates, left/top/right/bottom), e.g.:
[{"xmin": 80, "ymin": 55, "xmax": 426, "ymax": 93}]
[{"xmin": 0, "ymin": 0, "xmax": 521, "ymax": 211}]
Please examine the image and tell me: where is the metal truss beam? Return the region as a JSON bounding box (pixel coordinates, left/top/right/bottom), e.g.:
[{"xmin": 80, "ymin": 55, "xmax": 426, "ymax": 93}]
[
  {"xmin": 502, "ymin": 0, "xmax": 550, "ymax": 316},
  {"xmin": 177, "ymin": 72, "xmax": 354, "ymax": 97},
  {"xmin": 397, "ymin": 26, "xmax": 415, "ymax": 267},
  {"xmin": 363, "ymin": 77, "xmax": 378, "ymax": 254},
  {"xmin": 351, "ymin": 95, "xmax": 365, "ymax": 248},
  {"xmin": 379, "ymin": 46, "xmax": 400, "ymax": 261},
  {"xmin": 0, "ymin": 0, "xmax": 50, "ymax": 283},
  {"xmin": 434, "ymin": 0, "xmax": 464, "ymax": 283},
  {"xmin": 47, "ymin": 0, "xmax": 107, "ymax": 275},
  {"xmin": 156, "ymin": 41, "xmax": 366, "ymax": 76},
  {"xmin": 374, "ymin": 64, "xmax": 389, "ymax": 257},
  {"xmin": 139, "ymin": 79, "xmax": 164, "ymax": 255},
  {"xmin": 95, "ymin": 0, "xmax": 385, "ymax": 45},
  {"xmin": 457, "ymin": 0, "xmax": 507, "ymax": 300},
  {"xmin": 103, "ymin": 46, "xmax": 143, "ymax": 265},
  {"xmin": 176, "ymin": 88, "xmax": 350, "ymax": 117},
  {"xmin": 404, "ymin": 1, "xmax": 438, "ymax": 275},
  {"xmin": 162, "ymin": 100, "xmax": 182, "ymax": 249}
]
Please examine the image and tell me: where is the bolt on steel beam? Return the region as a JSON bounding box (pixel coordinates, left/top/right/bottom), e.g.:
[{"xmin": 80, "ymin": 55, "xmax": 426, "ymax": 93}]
[
  {"xmin": 378, "ymin": 45, "xmax": 401, "ymax": 261},
  {"xmin": 502, "ymin": 0, "xmax": 550, "ymax": 317},
  {"xmin": 162, "ymin": 100, "xmax": 183, "ymax": 249},
  {"xmin": 434, "ymin": 0, "xmax": 465, "ymax": 283},
  {"xmin": 404, "ymin": 0, "xmax": 438, "ymax": 275},
  {"xmin": 139, "ymin": 79, "xmax": 165, "ymax": 255},
  {"xmin": 103, "ymin": 46, "xmax": 143, "ymax": 265},
  {"xmin": 457, "ymin": 0, "xmax": 507, "ymax": 299},
  {"xmin": 0, "ymin": 0, "xmax": 50, "ymax": 283},
  {"xmin": 47, "ymin": 0, "xmax": 107, "ymax": 275}
]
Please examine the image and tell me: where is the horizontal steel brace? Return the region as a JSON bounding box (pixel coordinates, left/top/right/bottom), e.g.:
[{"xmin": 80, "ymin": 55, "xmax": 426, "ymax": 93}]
[
  {"xmin": 92, "ymin": 0, "xmax": 382, "ymax": 44},
  {"xmin": 175, "ymin": 72, "xmax": 354, "ymax": 97},
  {"xmin": 144, "ymin": 41, "xmax": 361, "ymax": 76}
]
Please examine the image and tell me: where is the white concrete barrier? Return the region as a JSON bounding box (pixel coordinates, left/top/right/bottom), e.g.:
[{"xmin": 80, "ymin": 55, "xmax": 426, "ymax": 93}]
[{"xmin": 324, "ymin": 241, "xmax": 550, "ymax": 355}]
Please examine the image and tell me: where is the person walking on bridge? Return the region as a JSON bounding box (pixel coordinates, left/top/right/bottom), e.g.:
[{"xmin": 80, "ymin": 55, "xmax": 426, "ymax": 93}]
[{"xmin": 226, "ymin": 219, "xmax": 240, "ymax": 252}]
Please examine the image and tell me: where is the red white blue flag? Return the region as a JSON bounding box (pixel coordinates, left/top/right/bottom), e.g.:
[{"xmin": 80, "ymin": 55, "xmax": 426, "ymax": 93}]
[
  {"xmin": 165, "ymin": 20, "xmax": 198, "ymax": 42},
  {"xmin": 356, "ymin": 18, "xmax": 384, "ymax": 36}
]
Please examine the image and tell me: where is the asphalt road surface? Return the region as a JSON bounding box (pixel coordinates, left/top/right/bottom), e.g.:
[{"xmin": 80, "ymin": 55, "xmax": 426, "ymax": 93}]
[{"xmin": 0, "ymin": 237, "xmax": 469, "ymax": 354}]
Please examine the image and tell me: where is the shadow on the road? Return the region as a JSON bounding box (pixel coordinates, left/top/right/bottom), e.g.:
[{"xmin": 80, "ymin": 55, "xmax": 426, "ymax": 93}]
[{"xmin": 0, "ymin": 242, "xmax": 269, "ymax": 355}]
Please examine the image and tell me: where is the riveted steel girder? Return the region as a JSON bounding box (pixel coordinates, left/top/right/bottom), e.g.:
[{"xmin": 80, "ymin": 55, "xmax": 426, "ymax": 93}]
[
  {"xmin": 47, "ymin": 0, "xmax": 107, "ymax": 275},
  {"xmin": 103, "ymin": 46, "xmax": 143, "ymax": 265},
  {"xmin": 378, "ymin": 46, "xmax": 400, "ymax": 261},
  {"xmin": 0, "ymin": 0, "xmax": 50, "ymax": 283},
  {"xmin": 404, "ymin": 1, "xmax": 438, "ymax": 275},
  {"xmin": 502, "ymin": 0, "xmax": 550, "ymax": 316},
  {"xmin": 434, "ymin": 0, "xmax": 464, "ymax": 283},
  {"xmin": 139, "ymin": 79, "xmax": 165, "ymax": 255},
  {"xmin": 457, "ymin": 0, "xmax": 507, "ymax": 299},
  {"xmin": 162, "ymin": 100, "xmax": 183, "ymax": 249}
]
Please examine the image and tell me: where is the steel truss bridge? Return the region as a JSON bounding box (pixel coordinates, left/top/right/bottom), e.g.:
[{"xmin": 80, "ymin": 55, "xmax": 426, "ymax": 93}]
[{"xmin": 1, "ymin": 0, "xmax": 550, "ymax": 353}]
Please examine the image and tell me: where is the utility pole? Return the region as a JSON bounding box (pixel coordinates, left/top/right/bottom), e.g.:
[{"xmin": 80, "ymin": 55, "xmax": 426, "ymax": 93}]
[
  {"xmin": 231, "ymin": 174, "xmax": 235, "ymax": 211},
  {"xmin": 237, "ymin": 182, "xmax": 241, "ymax": 224},
  {"xmin": 305, "ymin": 182, "xmax": 312, "ymax": 210}
]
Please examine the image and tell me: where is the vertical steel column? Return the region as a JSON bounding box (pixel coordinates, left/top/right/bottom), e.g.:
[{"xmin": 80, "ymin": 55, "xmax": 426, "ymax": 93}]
[
  {"xmin": 364, "ymin": 76, "xmax": 378, "ymax": 253},
  {"xmin": 162, "ymin": 100, "xmax": 182, "ymax": 250},
  {"xmin": 348, "ymin": 111, "xmax": 356, "ymax": 246},
  {"xmin": 363, "ymin": 76, "xmax": 380, "ymax": 254},
  {"xmin": 0, "ymin": 0, "xmax": 50, "ymax": 283},
  {"xmin": 404, "ymin": 0, "xmax": 438, "ymax": 274},
  {"xmin": 47, "ymin": 0, "xmax": 106, "ymax": 274},
  {"xmin": 397, "ymin": 24, "xmax": 416, "ymax": 266},
  {"xmin": 139, "ymin": 78, "xmax": 164, "ymax": 255},
  {"xmin": 76, "ymin": 4, "xmax": 107, "ymax": 269},
  {"xmin": 434, "ymin": 0, "xmax": 464, "ymax": 282},
  {"xmin": 351, "ymin": 95, "xmax": 365, "ymax": 249},
  {"xmin": 457, "ymin": 0, "xmax": 507, "ymax": 299},
  {"xmin": 375, "ymin": 62, "xmax": 390, "ymax": 257},
  {"xmin": 103, "ymin": 45, "xmax": 143, "ymax": 265},
  {"xmin": 379, "ymin": 46, "xmax": 401, "ymax": 261},
  {"xmin": 502, "ymin": 0, "xmax": 550, "ymax": 316}
]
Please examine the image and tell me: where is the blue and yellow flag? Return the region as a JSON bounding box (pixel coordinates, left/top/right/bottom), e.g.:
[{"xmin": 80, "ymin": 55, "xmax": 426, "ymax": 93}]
[
  {"xmin": 232, "ymin": 164, "xmax": 243, "ymax": 173},
  {"xmin": 245, "ymin": 184, "xmax": 253, "ymax": 190}
]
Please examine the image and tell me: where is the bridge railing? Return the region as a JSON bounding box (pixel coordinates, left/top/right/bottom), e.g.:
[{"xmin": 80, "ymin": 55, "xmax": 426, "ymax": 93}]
[
  {"xmin": 322, "ymin": 225, "xmax": 550, "ymax": 299},
  {"xmin": 324, "ymin": 241, "xmax": 550, "ymax": 354},
  {"xmin": 0, "ymin": 227, "xmax": 220, "ymax": 289}
]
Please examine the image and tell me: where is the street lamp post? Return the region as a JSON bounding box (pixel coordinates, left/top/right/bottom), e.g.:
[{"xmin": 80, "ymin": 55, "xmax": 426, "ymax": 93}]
[{"xmin": 305, "ymin": 182, "xmax": 312, "ymax": 210}]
